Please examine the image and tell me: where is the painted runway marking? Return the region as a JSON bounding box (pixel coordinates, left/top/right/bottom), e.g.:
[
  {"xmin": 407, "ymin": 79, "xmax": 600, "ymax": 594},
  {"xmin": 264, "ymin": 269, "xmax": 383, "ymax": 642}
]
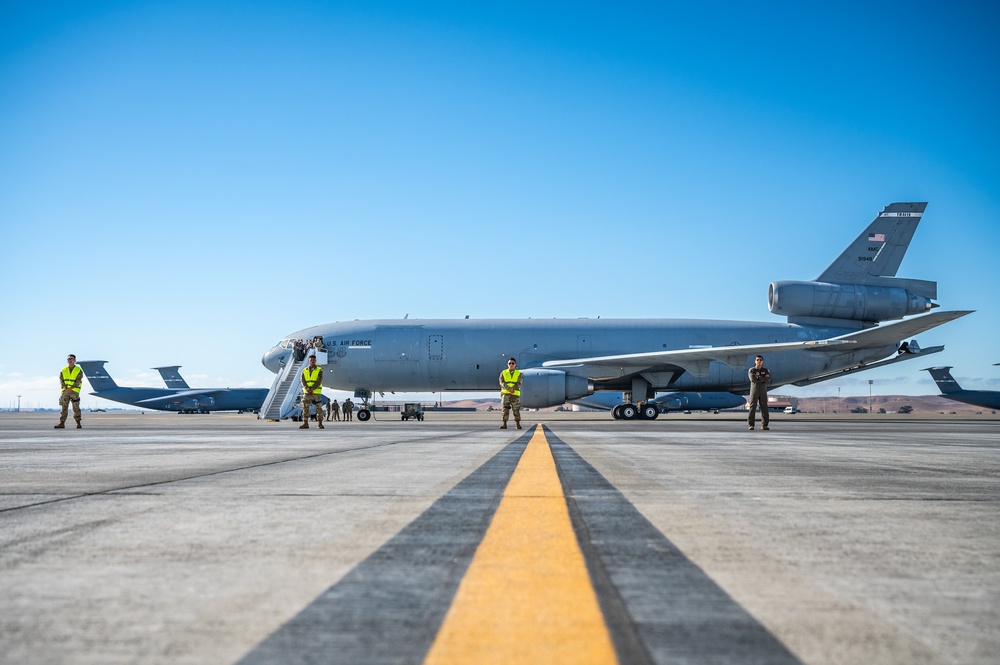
[
  {"xmin": 545, "ymin": 427, "xmax": 801, "ymax": 665},
  {"xmin": 423, "ymin": 427, "xmax": 617, "ymax": 665},
  {"xmin": 238, "ymin": 430, "xmax": 533, "ymax": 665},
  {"xmin": 239, "ymin": 425, "xmax": 802, "ymax": 665}
]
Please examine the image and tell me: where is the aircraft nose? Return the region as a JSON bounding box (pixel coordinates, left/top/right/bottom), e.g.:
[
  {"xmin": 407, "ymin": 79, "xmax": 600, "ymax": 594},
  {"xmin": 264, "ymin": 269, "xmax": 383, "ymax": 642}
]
[{"xmin": 261, "ymin": 346, "xmax": 285, "ymax": 373}]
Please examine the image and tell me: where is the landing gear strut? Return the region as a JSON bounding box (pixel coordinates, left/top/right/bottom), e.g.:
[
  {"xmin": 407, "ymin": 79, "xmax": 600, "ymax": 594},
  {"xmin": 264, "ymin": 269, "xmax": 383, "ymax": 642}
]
[{"xmin": 355, "ymin": 389, "xmax": 374, "ymax": 421}]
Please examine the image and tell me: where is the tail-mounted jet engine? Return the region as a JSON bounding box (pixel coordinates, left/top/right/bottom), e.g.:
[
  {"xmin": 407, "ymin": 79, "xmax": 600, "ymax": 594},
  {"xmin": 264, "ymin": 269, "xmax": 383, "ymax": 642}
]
[
  {"xmin": 769, "ymin": 281, "xmax": 934, "ymax": 324},
  {"xmin": 519, "ymin": 369, "xmax": 594, "ymax": 408}
]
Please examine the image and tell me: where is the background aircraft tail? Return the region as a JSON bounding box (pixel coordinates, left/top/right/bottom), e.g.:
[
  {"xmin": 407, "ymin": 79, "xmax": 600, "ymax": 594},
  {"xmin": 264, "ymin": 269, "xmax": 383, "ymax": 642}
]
[
  {"xmin": 769, "ymin": 202, "xmax": 938, "ymax": 326},
  {"xmin": 925, "ymin": 366, "xmax": 962, "ymax": 394},
  {"xmin": 153, "ymin": 366, "xmax": 190, "ymax": 389},
  {"xmin": 77, "ymin": 361, "xmax": 119, "ymax": 391}
]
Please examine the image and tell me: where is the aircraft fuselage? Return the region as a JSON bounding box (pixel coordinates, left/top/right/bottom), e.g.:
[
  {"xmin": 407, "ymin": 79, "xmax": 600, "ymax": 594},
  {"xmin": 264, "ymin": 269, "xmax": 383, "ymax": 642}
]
[
  {"xmin": 89, "ymin": 387, "xmax": 268, "ymax": 413},
  {"xmin": 263, "ymin": 318, "xmax": 897, "ymax": 395}
]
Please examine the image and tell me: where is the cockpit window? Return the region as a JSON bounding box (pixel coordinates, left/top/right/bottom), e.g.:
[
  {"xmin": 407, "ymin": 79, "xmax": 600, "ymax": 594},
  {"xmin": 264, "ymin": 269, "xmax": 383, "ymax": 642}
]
[{"xmin": 279, "ymin": 339, "xmax": 294, "ymax": 349}]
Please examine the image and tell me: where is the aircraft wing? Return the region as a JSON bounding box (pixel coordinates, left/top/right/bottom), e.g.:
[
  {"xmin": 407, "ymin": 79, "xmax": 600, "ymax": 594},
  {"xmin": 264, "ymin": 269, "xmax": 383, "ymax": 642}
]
[
  {"xmin": 136, "ymin": 389, "xmax": 229, "ymax": 406},
  {"xmin": 542, "ymin": 339, "xmax": 855, "ymax": 378},
  {"xmin": 541, "ymin": 310, "xmax": 973, "ymax": 379}
]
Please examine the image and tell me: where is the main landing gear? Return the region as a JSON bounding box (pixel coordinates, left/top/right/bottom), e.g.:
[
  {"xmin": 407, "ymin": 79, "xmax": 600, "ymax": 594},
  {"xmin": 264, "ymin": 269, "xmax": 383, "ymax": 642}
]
[
  {"xmin": 612, "ymin": 402, "xmax": 659, "ymax": 420},
  {"xmin": 355, "ymin": 389, "xmax": 373, "ymax": 421}
]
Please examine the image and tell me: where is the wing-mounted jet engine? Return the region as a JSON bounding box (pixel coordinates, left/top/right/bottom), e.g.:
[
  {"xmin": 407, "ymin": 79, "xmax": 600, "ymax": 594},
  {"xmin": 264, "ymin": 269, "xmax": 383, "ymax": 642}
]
[{"xmin": 518, "ymin": 369, "xmax": 593, "ymax": 409}]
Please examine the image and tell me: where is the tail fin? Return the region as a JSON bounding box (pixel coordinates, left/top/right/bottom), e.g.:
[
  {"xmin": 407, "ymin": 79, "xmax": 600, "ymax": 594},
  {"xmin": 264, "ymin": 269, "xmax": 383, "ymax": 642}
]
[
  {"xmin": 77, "ymin": 361, "xmax": 119, "ymax": 391},
  {"xmin": 925, "ymin": 366, "xmax": 962, "ymax": 394},
  {"xmin": 817, "ymin": 202, "xmax": 936, "ymax": 299},
  {"xmin": 153, "ymin": 366, "xmax": 190, "ymax": 389}
]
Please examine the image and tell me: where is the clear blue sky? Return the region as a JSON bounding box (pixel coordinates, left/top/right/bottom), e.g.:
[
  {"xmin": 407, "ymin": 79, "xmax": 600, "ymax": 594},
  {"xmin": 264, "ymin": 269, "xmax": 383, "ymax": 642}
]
[{"xmin": 2, "ymin": 1, "xmax": 998, "ymax": 409}]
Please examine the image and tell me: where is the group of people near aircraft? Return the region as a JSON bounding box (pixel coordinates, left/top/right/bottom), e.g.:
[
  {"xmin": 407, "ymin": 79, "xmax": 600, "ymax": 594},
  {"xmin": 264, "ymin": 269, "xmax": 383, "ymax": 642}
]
[{"xmin": 292, "ymin": 337, "xmax": 327, "ymax": 362}]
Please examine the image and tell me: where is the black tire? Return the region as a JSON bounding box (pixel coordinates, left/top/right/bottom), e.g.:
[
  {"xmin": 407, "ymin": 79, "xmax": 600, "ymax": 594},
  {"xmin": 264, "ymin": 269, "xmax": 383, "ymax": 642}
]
[
  {"xmin": 611, "ymin": 405, "xmax": 624, "ymax": 420},
  {"xmin": 621, "ymin": 404, "xmax": 638, "ymax": 420},
  {"xmin": 642, "ymin": 404, "xmax": 659, "ymax": 420},
  {"xmin": 357, "ymin": 409, "xmax": 371, "ymax": 421}
]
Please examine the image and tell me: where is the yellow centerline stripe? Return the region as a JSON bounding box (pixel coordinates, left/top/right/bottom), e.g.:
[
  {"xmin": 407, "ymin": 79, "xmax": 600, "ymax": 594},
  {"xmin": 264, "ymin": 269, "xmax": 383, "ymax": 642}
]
[{"xmin": 423, "ymin": 427, "xmax": 618, "ymax": 665}]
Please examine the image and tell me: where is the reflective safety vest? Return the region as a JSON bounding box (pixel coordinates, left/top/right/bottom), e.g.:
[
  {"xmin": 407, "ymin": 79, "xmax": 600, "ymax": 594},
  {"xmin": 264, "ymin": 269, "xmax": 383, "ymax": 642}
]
[
  {"xmin": 61, "ymin": 366, "xmax": 82, "ymax": 393},
  {"xmin": 302, "ymin": 367, "xmax": 322, "ymax": 394},
  {"xmin": 501, "ymin": 368, "xmax": 521, "ymax": 396}
]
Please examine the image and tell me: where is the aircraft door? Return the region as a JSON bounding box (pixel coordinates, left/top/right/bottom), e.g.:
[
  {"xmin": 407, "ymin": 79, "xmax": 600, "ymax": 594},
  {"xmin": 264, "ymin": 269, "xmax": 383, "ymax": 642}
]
[{"xmin": 428, "ymin": 334, "xmax": 444, "ymax": 360}]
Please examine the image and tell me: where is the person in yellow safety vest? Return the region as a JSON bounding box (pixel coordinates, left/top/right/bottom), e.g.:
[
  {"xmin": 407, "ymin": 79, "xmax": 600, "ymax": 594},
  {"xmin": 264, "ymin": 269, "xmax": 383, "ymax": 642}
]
[
  {"xmin": 299, "ymin": 354, "xmax": 325, "ymax": 429},
  {"xmin": 55, "ymin": 354, "xmax": 83, "ymax": 429},
  {"xmin": 499, "ymin": 357, "xmax": 523, "ymax": 430}
]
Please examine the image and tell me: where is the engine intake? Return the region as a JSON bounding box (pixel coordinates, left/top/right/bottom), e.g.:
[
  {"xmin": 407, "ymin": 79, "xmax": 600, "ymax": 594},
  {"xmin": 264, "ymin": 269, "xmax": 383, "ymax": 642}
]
[
  {"xmin": 769, "ymin": 281, "xmax": 933, "ymax": 323},
  {"xmin": 519, "ymin": 369, "xmax": 593, "ymax": 408}
]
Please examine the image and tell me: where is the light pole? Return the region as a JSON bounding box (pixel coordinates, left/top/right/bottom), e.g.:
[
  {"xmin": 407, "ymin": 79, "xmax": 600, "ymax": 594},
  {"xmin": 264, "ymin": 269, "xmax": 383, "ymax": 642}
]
[
  {"xmin": 17, "ymin": 395, "xmax": 21, "ymax": 413},
  {"xmin": 868, "ymin": 380, "xmax": 873, "ymax": 415}
]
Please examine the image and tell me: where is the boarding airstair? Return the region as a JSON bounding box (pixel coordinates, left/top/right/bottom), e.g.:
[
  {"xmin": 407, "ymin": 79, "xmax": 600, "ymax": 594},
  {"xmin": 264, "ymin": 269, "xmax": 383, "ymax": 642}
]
[
  {"xmin": 260, "ymin": 349, "xmax": 328, "ymax": 421},
  {"xmin": 260, "ymin": 357, "xmax": 302, "ymax": 420}
]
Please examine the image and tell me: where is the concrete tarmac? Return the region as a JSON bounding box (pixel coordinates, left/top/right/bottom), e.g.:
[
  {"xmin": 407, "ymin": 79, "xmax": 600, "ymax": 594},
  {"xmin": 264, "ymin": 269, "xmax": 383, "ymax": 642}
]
[{"xmin": 1, "ymin": 410, "xmax": 998, "ymax": 664}]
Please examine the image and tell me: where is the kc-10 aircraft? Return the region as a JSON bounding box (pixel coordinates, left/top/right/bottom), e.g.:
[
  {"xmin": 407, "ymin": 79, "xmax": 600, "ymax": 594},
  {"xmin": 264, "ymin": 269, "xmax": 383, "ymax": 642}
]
[
  {"xmin": 78, "ymin": 361, "xmax": 268, "ymax": 413},
  {"xmin": 261, "ymin": 202, "xmax": 972, "ymax": 421},
  {"xmin": 924, "ymin": 366, "xmax": 1000, "ymax": 410}
]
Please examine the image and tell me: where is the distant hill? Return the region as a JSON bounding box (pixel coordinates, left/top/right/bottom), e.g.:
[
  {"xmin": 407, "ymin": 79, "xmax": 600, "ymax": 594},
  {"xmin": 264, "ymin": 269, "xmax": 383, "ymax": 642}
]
[{"xmin": 783, "ymin": 395, "xmax": 994, "ymax": 415}]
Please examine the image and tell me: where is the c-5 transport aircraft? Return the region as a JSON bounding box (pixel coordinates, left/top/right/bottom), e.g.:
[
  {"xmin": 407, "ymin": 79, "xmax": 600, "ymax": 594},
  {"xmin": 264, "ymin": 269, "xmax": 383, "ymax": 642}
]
[
  {"xmin": 78, "ymin": 361, "xmax": 268, "ymax": 414},
  {"xmin": 261, "ymin": 202, "xmax": 973, "ymax": 421},
  {"xmin": 924, "ymin": 366, "xmax": 1000, "ymax": 410},
  {"xmin": 571, "ymin": 391, "xmax": 746, "ymax": 416}
]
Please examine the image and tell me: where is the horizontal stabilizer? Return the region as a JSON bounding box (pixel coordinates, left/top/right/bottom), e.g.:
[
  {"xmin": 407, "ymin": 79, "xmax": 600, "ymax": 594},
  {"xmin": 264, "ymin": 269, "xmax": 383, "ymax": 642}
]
[
  {"xmin": 791, "ymin": 345, "xmax": 945, "ymax": 387},
  {"xmin": 824, "ymin": 310, "xmax": 973, "ymax": 350}
]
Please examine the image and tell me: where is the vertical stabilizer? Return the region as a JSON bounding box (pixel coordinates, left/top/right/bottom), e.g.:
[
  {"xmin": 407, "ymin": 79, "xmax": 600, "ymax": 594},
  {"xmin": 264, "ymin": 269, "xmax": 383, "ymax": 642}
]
[
  {"xmin": 154, "ymin": 366, "xmax": 190, "ymax": 389},
  {"xmin": 818, "ymin": 202, "xmax": 927, "ymax": 285},
  {"xmin": 926, "ymin": 366, "xmax": 962, "ymax": 394},
  {"xmin": 76, "ymin": 361, "xmax": 119, "ymax": 392}
]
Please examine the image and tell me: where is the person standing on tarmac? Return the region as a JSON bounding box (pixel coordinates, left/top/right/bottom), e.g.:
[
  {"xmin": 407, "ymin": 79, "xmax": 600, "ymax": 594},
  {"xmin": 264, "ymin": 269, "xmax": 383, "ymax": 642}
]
[
  {"xmin": 747, "ymin": 354, "xmax": 771, "ymax": 431},
  {"xmin": 499, "ymin": 357, "xmax": 523, "ymax": 429},
  {"xmin": 55, "ymin": 354, "xmax": 84, "ymax": 429},
  {"xmin": 299, "ymin": 355, "xmax": 324, "ymax": 429},
  {"xmin": 329, "ymin": 398, "xmax": 340, "ymax": 421}
]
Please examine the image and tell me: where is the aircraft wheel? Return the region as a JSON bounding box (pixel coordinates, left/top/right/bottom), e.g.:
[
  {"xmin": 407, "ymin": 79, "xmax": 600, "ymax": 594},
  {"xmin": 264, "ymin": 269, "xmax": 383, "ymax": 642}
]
[
  {"xmin": 621, "ymin": 404, "xmax": 638, "ymax": 420},
  {"xmin": 611, "ymin": 405, "xmax": 624, "ymax": 420},
  {"xmin": 641, "ymin": 404, "xmax": 659, "ymax": 420},
  {"xmin": 357, "ymin": 409, "xmax": 371, "ymax": 421}
]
